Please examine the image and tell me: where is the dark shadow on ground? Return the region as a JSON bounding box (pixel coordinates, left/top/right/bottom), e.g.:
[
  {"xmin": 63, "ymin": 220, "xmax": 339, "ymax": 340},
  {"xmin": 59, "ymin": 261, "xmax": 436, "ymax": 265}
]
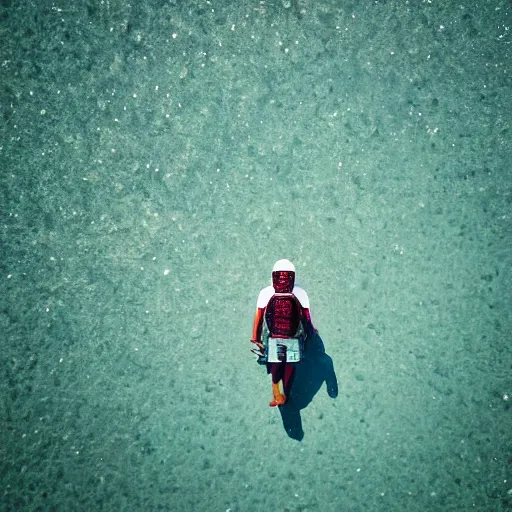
[{"xmin": 279, "ymin": 332, "xmax": 338, "ymax": 441}]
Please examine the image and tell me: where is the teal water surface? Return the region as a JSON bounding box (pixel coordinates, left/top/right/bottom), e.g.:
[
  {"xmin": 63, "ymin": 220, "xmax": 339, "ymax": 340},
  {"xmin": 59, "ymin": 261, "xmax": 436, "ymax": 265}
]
[{"xmin": 1, "ymin": 1, "xmax": 511, "ymax": 510}]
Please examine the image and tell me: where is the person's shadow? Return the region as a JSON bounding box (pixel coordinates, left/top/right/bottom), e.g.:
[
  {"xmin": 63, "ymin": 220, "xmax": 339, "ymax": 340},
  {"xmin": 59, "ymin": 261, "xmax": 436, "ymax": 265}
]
[{"xmin": 279, "ymin": 331, "xmax": 338, "ymax": 440}]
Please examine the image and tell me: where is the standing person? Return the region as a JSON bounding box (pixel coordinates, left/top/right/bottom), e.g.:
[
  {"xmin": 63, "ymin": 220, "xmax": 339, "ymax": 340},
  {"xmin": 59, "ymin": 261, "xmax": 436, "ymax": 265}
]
[{"xmin": 250, "ymin": 259, "xmax": 316, "ymax": 406}]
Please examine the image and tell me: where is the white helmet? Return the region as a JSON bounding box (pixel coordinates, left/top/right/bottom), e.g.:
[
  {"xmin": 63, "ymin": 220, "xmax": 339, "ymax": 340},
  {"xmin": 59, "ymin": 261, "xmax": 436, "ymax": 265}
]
[
  {"xmin": 272, "ymin": 259, "xmax": 295, "ymax": 273},
  {"xmin": 271, "ymin": 259, "xmax": 295, "ymax": 293}
]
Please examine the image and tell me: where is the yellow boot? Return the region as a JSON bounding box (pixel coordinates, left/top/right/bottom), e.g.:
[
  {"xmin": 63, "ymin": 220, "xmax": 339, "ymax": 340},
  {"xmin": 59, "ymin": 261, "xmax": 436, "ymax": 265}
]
[{"xmin": 269, "ymin": 381, "xmax": 286, "ymax": 407}]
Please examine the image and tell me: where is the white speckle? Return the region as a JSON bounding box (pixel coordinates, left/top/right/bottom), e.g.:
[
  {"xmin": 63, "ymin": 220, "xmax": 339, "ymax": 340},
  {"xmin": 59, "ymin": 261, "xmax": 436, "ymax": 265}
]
[
  {"xmin": 172, "ymin": 33, "xmax": 177, "ymax": 39},
  {"xmin": 7, "ymin": 274, "xmax": 12, "ymax": 279},
  {"xmin": 164, "ymin": 269, "xmax": 170, "ymax": 275},
  {"xmin": 504, "ymin": 394, "xmax": 509, "ymax": 401},
  {"xmin": 59, "ymin": 358, "xmax": 63, "ymax": 363},
  {"xmin": 40, "ymin": 109, "xmax": 46, "ymax": 115}
]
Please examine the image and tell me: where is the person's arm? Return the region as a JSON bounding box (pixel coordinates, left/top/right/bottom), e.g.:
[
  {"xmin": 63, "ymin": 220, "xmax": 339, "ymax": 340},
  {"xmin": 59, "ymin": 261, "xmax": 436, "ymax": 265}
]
[
  {"xmin": 302, "ymin": 307, "xmax": 318, "ymax": 334},
  {"xmin": 250, "ymin": 307, "xmax": 265, "ymax": 348},
  {"xmin": 293, "ymin": 287, "xmax": 316, "ymax": 334}
]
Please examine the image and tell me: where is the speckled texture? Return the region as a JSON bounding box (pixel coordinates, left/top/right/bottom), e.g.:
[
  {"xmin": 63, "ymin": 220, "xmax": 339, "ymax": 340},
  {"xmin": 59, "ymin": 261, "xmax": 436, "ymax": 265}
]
[{"xmin": 1, "ymin": 0, "xmax": 511, "ymax": 510}]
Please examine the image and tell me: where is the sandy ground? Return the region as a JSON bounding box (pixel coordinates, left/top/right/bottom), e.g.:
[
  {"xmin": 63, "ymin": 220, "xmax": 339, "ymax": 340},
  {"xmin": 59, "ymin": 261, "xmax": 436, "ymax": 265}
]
[{"xmin": 1, "ymin": 0, "xmax": 511, "ymax": 510}]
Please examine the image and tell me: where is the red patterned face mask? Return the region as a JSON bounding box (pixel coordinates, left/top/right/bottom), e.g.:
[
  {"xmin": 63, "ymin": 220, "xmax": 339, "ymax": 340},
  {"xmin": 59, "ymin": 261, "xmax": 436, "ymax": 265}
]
[{"xmin": 272, "ymin": 271, "xmax": 295, "ymax": 293}]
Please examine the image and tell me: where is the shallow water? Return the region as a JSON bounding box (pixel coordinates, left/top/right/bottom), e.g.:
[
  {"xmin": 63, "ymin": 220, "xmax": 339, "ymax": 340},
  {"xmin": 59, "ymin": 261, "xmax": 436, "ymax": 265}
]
[{"xmin": 1, "ymin": 1, "xmax": 511, "ymax": 510}]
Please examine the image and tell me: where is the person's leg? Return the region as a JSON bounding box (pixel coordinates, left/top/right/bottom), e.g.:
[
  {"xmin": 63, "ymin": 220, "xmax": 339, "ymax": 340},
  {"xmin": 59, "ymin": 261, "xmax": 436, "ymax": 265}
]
[
  {"xmin": 283, "ymin": 363, "xmax": 295, "ymax": 396},
  {"xmin": 269, "ymin": 362, "xmax": 286, "ymax": 407}
]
